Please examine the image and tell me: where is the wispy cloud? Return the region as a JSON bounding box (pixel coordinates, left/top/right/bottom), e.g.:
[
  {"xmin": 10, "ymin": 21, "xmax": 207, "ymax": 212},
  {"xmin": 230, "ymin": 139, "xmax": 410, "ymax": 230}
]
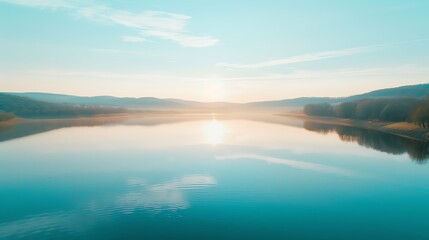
[
  {"xmin": 0, "ymin": 0, "xmax": 73, "ymax": 9},
  {"xmin": 217, "ymin": 38, "xmax": 429, "ymax": 69},
  {"xmin": 217, "ymin": 47, "xmax": 372, "ymax": 69},
  {"xmin": 28, "ymin": 70, "xmax": 204, "ymax": 82},
  {"xmin": 0, "ymin": 0, "xmax": 219, "ymax": 47},
  {"xmin": 90, "ymin": 48, "xmax": 147, "ymax": 55},
  {"xmin": 121, "ymin": 36, "xmax": 147, "ymax": 43},
  {"xmin": 28, "ymin": 65, "xmax": 429, "ymax": 83},
  {"xmin": 79, "ymin": 9, "xmax": 219, "ymax": 47},
  {"xmin": 218, "ymin": 65, "xmax": 429, "ymax": 82}
]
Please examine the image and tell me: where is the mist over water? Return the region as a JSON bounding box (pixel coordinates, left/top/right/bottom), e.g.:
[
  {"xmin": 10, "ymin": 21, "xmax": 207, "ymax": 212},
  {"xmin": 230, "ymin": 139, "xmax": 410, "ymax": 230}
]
[{"xmin": 0, "ymin": 114, "xmax": 428, "ymax": 239}]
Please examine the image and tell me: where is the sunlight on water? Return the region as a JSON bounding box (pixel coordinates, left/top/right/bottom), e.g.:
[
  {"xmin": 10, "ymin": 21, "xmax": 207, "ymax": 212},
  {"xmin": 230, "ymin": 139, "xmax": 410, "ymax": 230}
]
[
  {"xmin": 0, "ymin": 115, "xmax": 428, "ymax": 239},
  {"xmin": 203, "ymin": 119, "xmax": 227, "ymax": 145}
]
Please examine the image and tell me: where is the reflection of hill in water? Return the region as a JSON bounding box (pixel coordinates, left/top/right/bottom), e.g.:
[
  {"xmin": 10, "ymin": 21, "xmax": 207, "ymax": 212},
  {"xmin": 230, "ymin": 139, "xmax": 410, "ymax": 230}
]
[
  {"xmin": 3, "ymin": 115, "xmax": 427, "ymax": 163},
  {"xmin": 0, "ymin": 114, "xmax": 207, "ymax": 143},
  {"xmin": 0, "ymin": 114, "xmax": 304, "ymax": 143},
  {"xmin": 0, "ymin": 117, "xmax": 124, "ymax": 142},
  {"xmin": 304, "ymin": 121, "xmax": 429, "ymax": 163}
]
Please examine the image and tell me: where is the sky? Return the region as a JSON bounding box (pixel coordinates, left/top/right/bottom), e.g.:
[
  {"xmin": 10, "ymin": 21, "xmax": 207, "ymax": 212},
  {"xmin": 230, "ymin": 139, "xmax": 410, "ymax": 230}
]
[{"xmin": 0, "ymin": 0, "xmax": 428, "ymax": 102}]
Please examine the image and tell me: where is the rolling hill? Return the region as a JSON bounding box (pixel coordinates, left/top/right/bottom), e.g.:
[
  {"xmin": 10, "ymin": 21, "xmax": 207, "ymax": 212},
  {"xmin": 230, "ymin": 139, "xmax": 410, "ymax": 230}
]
[
  {"xmin": 7, "ymin": 92, "xmax": 185, "ymax": 109},
  {"xmin": 2, "ymin": 83, "xmax": 428, "ymax": 115},
  {"xmin": 6, "ymin": 93, "xmax": 242, "ymax": 111},
  {"xmin": 246, "ymin": 83, "xmax": 429, "ymax": 108},
  {"xmin": 347, "ymin": 83, "xmax": 429, "ymax": 100},
  {"xmin": 0, "ymin": 93, "xmax": 128, "ymax": 118}
]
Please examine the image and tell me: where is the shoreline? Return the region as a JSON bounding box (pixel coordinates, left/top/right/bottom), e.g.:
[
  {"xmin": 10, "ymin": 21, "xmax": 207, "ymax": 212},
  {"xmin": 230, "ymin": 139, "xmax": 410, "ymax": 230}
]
[
  {"xmin": 0, "ymin": 111, "xmax": 272, "ymax": 124},
  {"xmin": 3, "ymin": 112, "xmax": 429, "ymax": 142},
  {"xmin": 0, "ymin": 118, "xmax": 22, "ymax": 126},
  {"xmin": 278, "ymin": 112, "xmax": 429, "ymax": 142}
]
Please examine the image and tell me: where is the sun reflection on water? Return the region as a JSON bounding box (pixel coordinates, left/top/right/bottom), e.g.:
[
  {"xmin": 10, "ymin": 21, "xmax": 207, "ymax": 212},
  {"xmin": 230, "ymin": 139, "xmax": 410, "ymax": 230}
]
[{"xmin": 203, "ymin": 119, "xmax": 227, "ymax": 145}]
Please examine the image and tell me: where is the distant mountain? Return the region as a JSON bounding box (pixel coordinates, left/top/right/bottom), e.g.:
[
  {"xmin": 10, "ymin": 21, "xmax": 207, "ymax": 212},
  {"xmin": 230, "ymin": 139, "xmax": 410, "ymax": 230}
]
[
  {"xmin": 246, "ymin": 83, "xmax": 429, "ymax": 108},
  {"xmin": 8, "ymin": 92, "xmax": 185, "ymax": 109},
  {"xmin": 7, "ymin": 93, "xmax": 243, "ymax": 111},
  {"xmin": 2, "ymin": 83, "xmax": 429, "ymax": 112},
  {"xmin": 0, "ymin": 93, "xmax": 127, "ymax": 118},
  {"xmin": 166, "ymin": 98, "xmax": 242, "ymax": 110},
  {"xmin": 246, "ymin": 97, "xmax": 339, "ymax": 108},
  {"xmin": 345, "ymin": 84, "xmax": 429, "ymax": 101}
]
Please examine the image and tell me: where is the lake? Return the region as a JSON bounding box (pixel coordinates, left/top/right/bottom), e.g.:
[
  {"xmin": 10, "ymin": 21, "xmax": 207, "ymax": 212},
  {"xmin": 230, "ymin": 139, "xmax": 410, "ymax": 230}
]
[{"xmin": 0, "ymin": 114, "xmax": 428, "ymax": 240}]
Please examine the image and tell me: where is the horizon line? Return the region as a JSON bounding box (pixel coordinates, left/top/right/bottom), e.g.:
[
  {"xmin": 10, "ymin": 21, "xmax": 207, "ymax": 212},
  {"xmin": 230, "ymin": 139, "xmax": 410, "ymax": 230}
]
[{"xmin": 1, "ymin": 82, "xmax": 428, "ymax": 104}]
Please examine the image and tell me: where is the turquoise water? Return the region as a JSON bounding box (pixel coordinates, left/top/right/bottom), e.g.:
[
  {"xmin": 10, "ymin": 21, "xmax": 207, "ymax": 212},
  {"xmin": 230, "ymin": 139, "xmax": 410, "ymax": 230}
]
[{"xmin": 0, "ymin": 115, "xmax": 428, "ymax": 239}]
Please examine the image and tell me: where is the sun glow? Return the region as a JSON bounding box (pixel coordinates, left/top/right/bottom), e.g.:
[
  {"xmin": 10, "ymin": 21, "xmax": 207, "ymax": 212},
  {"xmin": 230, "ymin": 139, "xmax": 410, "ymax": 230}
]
[
  {"xmin": 203, "ymin": 119, "xmax": 227, "ymax": 145},
  {"xmin": 203, "ymin": 78, "xmax": 226, "ymax": 102}
]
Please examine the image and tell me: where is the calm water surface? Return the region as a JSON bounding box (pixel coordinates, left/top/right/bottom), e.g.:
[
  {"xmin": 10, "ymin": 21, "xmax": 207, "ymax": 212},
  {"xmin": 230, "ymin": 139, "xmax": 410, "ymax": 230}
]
[{"xmin": 0, "ymin": 115, "xmax": 428, "ymax": 239}]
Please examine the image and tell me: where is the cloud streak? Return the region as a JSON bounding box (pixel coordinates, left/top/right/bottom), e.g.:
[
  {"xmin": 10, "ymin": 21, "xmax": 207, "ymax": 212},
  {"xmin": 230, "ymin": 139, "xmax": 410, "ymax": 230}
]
[
  {"xmin": 218, "ymin": 65, "xmax": 429, "ymax": 82},
  {"xmin": 217, "ymin": 38, "xmax": 429, "ymax": 69},
  {"xmin": 28, "ymin": 65, "xmax": 429, "ymax": 84},
  {"xmin": 217, "ymin": 47, "xmax": 372, "ymax": 69},
  {"xmin": 0, "ymin": 0, "xmax": 73, "ymax": 9},
  {"xmin": 0, "ymin": 0, "xmax": 219, "ymax": 47},
  {"xmin": 122, "ymin": 36, "xmax": 147, "ymax": 43}
]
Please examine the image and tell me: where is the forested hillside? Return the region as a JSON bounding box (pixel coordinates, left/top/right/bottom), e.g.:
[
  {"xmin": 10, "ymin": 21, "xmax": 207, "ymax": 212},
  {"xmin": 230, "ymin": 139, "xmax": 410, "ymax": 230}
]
[{"xmin": 304, "ymin": 98, "xmax": 429, "ymax": 128}]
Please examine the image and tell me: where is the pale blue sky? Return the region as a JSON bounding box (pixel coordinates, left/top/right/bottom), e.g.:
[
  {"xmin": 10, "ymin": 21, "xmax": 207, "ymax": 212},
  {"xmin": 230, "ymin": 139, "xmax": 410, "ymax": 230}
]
[{"xmin": 1, "ymin": 0, "xmax": 428, "ymax": 102}]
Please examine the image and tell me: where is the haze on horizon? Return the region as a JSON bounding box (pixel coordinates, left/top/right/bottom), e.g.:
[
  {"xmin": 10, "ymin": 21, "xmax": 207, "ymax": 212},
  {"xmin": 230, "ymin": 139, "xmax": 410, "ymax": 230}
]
[{"xmin": 1, "ymin": 0, "xmax": 429, "ymax": 103}]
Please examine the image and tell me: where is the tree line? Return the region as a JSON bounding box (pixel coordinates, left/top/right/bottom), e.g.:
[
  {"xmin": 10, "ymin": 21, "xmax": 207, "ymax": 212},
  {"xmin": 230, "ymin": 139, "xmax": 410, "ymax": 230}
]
[{"xmin": 304, "ymin": 98, "xmax": 429, "ymax": 128}]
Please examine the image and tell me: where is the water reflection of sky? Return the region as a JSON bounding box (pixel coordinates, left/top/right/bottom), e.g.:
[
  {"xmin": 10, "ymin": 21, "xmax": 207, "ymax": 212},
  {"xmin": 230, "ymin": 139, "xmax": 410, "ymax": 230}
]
[
  {"xmin": 0, "ymin": 118, "xmax": 415, "ymax": 159},
  {"xmin": 0, "ymin": 117, "xmax": 428, "ymax": 239},
  {"xmin": 0, "ymin": 174, "xmax": 216, "ymax": 239}
]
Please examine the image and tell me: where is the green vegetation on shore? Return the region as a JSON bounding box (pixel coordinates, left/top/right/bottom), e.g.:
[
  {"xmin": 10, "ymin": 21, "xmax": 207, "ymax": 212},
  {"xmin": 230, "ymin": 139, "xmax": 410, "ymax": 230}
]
[{"xmin": 304, "ymin": 98, "xmax": 429, "ymax": 128}]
